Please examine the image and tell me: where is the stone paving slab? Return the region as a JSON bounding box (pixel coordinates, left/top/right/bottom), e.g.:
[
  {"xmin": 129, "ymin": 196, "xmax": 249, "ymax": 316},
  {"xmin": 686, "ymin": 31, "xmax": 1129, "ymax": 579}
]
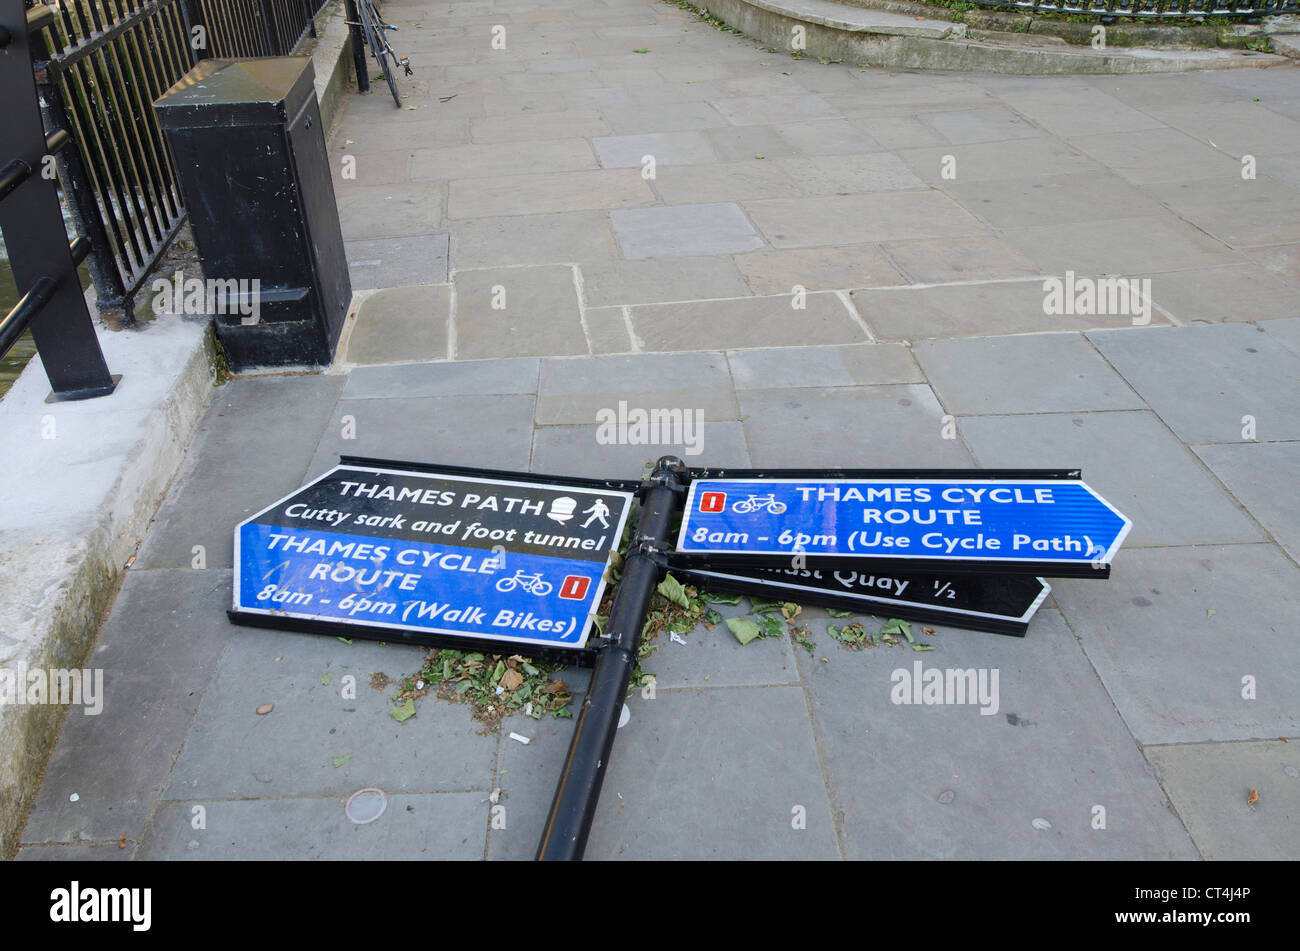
[
  {"xmin": 650, "ymin": 160, "xmax": 803, "ymax": 204},
  {"xmin": 20, "ymin": 571, "xmax": 235, "ymax": 845},
  {"xmin": 137, "ymin": 792, "xmax": 489, "ymax": 860},
  {"xmin": 579, "ymin": 255, "xmax": 752, "ymax": 307},
  {"xmin": 583, "ymin": 305, "xmax": 637, "ymax": 353},
  {"xmin": 898, "ymin": 137, "xmax": 1103, "ymax": 184},
  {"xmin": 1000, "ymin": 215, "xmax": 1239, "ymax": 277},
  {"xmin": 409, "ymin": 139, "xmax": 598, "ymax": 182},
  {"xmin": 1143, "ymin": 740, "xmax": 1300, "ymax": 861},
  {"xmin": 733, "ymin": 246, "xmax": 906, "ymax": 294},
  {"xmin": 1260, "ymin": 315, "xmax": 1300, "ymax": 354},
  {"xmin": 160, "ymin": 629, "xmax": 491, "ymax": 801},
  {"xmin": 1194, "ymin": 441, "xmax": 1300, "ymax": 563},
  {"xmin": 343, "ymin": 357, "xmax": 540, "ymax": 400},
  {"xmin": 771, "ymin": 118, "xmax": 884, "ymax": 156},
  {"xmin": 16, "ymin": 843, "xmax": 137, "ymax": 861},
  {"xmin": 1145, "ymin": 264, "xmax": 1300, "ymax": 324},
  {"xmin": 628, "ymin": 292, "xmax": 867, "ymax": 351},
  {"xmin": 993, "ymin": 87, "xmax": 1165, "ymax": 139},
  {"xmin": 739, "ymin": 384, "xmax": 974, "ymax": 468},
  {"xmin": 336, "ymin": 183, "xmax": 444, "ymax": 241},
  {"xmin": 913, "ymin": 333, "xmax": 1145, "ymax": 415},
  {"xmin": 957, "ymin": 410, "xmax": 1264, "ymax": 548},
  {"xmin": 794, "ymin": 608, "xmax": 1198, "ymax": 860},
  {"xmin": 1065, "ymin": 128, "xmax": 1242, "ymax": 186},
  {"xmin": 854, "ymin": 281, "xmax": 1163, "ymax": 341},
  {"xmin": 880, "ymin": 235, "xmax": 1040, "ymax": 284},
  {"xmin": 777, "ymin": 153, "xmax": 924, "ymax": 194},
  {"xmin": 453, "ymin": 265, "xmax": 588, "ymax": 360},
  {"xmin": 1088, "ymin": 323, "xmax": 1300, "ymax": 444},
  {"xmin": 135, "ymin": 375, "xmax": 344, "ymax": 571},
  {"xmin": 593, "ymin": 131, "xmax": 719, "ymax": 167},
  {"xmin": 611, "ymin": 202, "xmax": 765, "ymax": 259},
  {"xmin": 346, "ymin": 284, "xmax": 452, "ymax": 365},
  {"xmin": 1051, "ymin": 544, "xmax": 1300, "ymax": 746},
  {"xmin": 1144, "ymin": 175, "xmax": 1300, "ymax": 246},
  {"xmin": 923, "ymin": 105, "xmax": 1041, "ymax": 145},
  {"xmin": 743, "ymin": 191, "xmax": 986, "ymax": 248},
  {"xmin": 447, "ymin": 168, "xmax": 653, "ymax": 219},
  {"xmin": 726, "ymin": 342, "xmax": 923, "ymax": 389},
  {"xmin": 530, "ymin": 421, "xmax": 749, "ymax": 477},
  {"xmin": 345, "ymin": 234, "xmax": 450, "ymax": 291},
  {"xmin": 307, "ymin": 394, "xmax": 536, "ymax": 479},
  {"xmin": 536, "ymin": 351, "xmax": 738, "ymax": 424},
  {"xmin": 583, "ymin": 687, "xmax": 841, "ymax": 859},
  {"xmin": 943, "ymin": 173, "xmax": 1167, "ymax": 230},
  {"xmin": 451, "ymin": 211, "xmax": 620, "ymax": 268}
]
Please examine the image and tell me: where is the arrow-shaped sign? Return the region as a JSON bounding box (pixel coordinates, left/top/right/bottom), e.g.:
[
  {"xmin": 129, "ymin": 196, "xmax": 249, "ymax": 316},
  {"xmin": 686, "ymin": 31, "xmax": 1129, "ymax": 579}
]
[
  {"xmin": 676, "ymin": 566, "xmax": 1051, "ymax": 636},
  {"xmin": 674, "ymin": 477, "xmax": 1131, "ymax": 578}
]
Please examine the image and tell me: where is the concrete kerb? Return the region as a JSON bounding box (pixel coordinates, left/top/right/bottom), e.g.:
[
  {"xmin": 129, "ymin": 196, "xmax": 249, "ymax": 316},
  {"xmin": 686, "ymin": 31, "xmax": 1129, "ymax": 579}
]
[
  {"xmin": 703, "ymin": 0, "xmax": 1288, "ymax": 73},
  {"xmin": 0, "ymin": 309, "xmax": 215, "ymax": 859}
]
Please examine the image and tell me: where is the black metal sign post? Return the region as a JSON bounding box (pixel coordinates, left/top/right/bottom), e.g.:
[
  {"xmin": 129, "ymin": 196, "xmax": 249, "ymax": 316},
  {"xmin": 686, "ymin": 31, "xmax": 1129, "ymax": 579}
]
[{"xmin": 535, "ymin": 457, "xmax": 686, "ymax": 861}]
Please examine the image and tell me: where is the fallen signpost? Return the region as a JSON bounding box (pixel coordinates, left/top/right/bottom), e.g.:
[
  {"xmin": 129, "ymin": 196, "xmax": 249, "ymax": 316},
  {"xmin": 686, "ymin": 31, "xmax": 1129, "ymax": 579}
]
[{"xmin": 228, "ymin": 457, "xmax": 1131, "ymax": 860}]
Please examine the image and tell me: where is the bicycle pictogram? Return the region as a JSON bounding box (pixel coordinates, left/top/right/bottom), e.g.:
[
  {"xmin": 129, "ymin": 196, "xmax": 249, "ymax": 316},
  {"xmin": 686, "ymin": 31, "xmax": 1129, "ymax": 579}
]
[
  {"xmin": 731, "ymin": 493, "xmax": 787, "ymax": 515},
  {"xmin": 495, "ymin": 569, "xmax": 554, "ymax": 596}
]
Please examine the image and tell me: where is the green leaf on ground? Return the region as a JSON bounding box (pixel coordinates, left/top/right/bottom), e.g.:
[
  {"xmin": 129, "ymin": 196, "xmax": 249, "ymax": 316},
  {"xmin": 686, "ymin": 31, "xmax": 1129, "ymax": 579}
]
[
  {"xmin": 880, "ymin": 618, "xmax": 911, "ymax": 642},
  {"xmin": 633, "ymin": 48, "xmax": 650, "ymax": 53},
  {"xmin": 705, "ymin": 592, "xmax": 743, "ymax": 606},
  {"xmin": 390, "ymin": 699, "xmax": 416, "ymax": 722},
  {"xmin": 657, "ymin": 573, "xmax": 691, "ymax": 609},
  {"xmin": 727, "ymin": 617, "xmax": 762, "ymax": 645},
  {"xmin": 332, "ymin": 754, "xmax": 352, "ymax": 768},
  {"xmin": 826, "ymin": 608, "xmax": 853, "ymax": 618},
  {"xmin": 321, "ymin": 673, "xmax": 333, "ymax": 686}
]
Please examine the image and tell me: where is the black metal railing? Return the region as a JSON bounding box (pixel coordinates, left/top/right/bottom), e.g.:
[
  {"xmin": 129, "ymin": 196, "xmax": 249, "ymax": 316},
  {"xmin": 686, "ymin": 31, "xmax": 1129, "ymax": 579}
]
[
  {"xmin": 945, "ymin": 0, "xmax": 1299, "ymax": 17},
  {"xmin": 1, "ymin": 1, "xmax": 117, "ymax": 400},
  {"xmin": 22, "ymin": 0, "xmax": 328, "ymax": 324}
]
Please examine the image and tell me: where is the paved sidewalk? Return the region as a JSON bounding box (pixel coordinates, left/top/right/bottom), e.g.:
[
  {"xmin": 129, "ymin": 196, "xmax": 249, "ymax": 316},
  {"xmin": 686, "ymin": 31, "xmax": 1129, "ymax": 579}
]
[
  {"xmin": 13, "ymin": 0, "xmax": 1300, "ymax": 859},
  {"xmin": 329, "ymin": 0, "xmax": 1300, "ymax": 360}
]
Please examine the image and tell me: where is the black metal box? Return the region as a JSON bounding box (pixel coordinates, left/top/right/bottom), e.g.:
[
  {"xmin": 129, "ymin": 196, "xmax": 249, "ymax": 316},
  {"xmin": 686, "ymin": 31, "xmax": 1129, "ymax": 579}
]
[{"xmin": 155, "ymin": 57, "xmax": 350, "ymax": 370}]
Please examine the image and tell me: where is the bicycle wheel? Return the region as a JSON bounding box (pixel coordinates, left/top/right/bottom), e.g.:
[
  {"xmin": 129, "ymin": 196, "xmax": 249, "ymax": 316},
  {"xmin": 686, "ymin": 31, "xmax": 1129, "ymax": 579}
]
[
  {"xmin": 379, "ymin": 44, "xmax": 402, "ymax": 108},
  {"xmin": 358, "ymin": 1, "xmax": 400, "ymax": 107}
]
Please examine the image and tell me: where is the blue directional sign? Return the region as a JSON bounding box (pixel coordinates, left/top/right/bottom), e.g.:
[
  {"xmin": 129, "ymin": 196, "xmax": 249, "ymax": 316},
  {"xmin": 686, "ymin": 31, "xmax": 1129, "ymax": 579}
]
[
  {"xmin": 676, "ymin": 478, "xmax": 1131, "ymax": 575},
  {"xmin": 232, "ymin": 463, "xmax": 633, "ymax": 651}
]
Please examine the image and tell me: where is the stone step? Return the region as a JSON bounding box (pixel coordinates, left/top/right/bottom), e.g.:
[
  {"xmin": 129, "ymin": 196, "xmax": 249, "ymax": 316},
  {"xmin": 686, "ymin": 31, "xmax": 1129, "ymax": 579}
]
[{"xmin": 711, "ymin": 0, "xmax": 1291, "ymax": 73}]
